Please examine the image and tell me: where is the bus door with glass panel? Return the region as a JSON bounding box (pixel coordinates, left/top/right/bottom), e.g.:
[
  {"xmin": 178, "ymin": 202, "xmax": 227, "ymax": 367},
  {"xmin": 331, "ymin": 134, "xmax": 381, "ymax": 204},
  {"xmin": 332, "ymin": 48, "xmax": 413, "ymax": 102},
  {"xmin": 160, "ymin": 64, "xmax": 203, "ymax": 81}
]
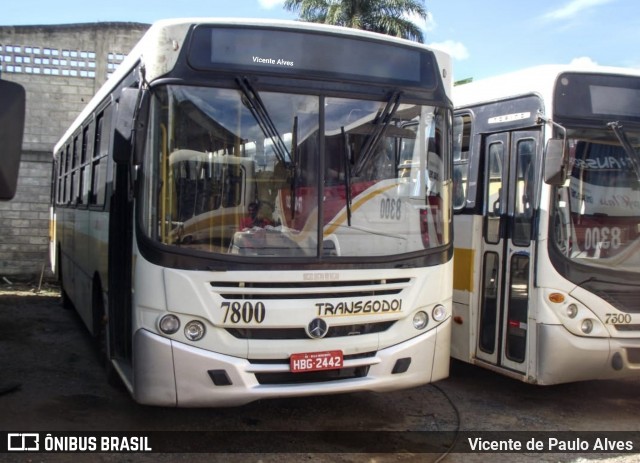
[{"xmin": 476, "ymin": 130, "xmax": 538, "ymax": 374}]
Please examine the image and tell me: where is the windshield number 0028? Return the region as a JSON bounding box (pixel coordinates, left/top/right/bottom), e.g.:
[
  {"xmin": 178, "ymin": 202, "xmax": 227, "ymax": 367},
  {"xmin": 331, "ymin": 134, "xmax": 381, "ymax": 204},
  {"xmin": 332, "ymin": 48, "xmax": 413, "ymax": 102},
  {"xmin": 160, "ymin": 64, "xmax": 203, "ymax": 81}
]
[
  {"xmin": 222, "ymin": 301, "xmax": 266, "ymax": 324},
  {"xmin": 380, "ymin": 198, "xmax": 401, "ymax": 220}
]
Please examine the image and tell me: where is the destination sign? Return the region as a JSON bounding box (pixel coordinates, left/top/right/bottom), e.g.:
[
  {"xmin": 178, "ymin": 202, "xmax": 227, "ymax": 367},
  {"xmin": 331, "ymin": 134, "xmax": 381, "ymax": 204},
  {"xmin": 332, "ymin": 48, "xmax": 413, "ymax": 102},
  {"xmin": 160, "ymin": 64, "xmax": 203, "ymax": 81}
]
[{"xmin": 188, "ymin": 25, "xmax": 438, "ymax": 88}]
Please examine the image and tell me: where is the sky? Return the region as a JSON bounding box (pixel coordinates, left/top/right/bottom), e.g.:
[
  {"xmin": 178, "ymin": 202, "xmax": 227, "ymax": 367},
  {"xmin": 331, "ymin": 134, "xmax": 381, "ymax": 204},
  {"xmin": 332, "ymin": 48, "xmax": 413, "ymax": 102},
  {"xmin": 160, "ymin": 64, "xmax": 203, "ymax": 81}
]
[{"xmin": 1, "ymin": 0, "xmax": 639, "ymax": 81}]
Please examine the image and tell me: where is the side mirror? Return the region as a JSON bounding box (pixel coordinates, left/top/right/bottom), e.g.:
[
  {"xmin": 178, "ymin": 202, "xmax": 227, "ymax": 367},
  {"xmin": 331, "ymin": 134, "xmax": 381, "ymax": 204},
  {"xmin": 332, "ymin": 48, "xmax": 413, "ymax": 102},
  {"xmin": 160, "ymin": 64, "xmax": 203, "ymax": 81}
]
[
  {"xmin": 0, "ymin": 80, "xmax": 26, "ymax": 200},
  {"xmin": 544, "ymin": 138, "xmax": 567, "ymax": 186},
  {"xmin": 133, "ymin": 90, "xmax": 149, "ymax": 166},
  {"xmin": 113, "ymin": 87, "xmax": 148, "ymax": 165},
  {"xmin": 113, "ymin": 88, "xmax": 137, "ymax": 164}
]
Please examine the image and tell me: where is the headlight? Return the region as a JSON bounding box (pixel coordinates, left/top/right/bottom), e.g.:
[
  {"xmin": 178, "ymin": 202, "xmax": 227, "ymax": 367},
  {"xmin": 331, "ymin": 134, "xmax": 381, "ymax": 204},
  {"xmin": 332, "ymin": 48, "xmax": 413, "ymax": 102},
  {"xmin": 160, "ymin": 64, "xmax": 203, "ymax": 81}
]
[
  {"xmin": 566, "ymin": 304, "xmax": 578, "ymax": 319},
  {"xmin": 432, "ymin": 305, "xmax": 446, "ymax": 322},
  {"xmin": 413, "ymin": 311, "xmax": 429, "ymax": 330},
  {"xmin": 159, "ymin": 314, "xmax": 180, "ymax": 334},
  {"xmin": 548, "ymin": 291, "xmax": 604, "ymax": 337},
  {"xmin": 185, "ymin": 320, "xmax": 206, "ymax": 341},
  {"xmin": 581, "ymin": 319, "xmax": 594, "ymax": 334}
]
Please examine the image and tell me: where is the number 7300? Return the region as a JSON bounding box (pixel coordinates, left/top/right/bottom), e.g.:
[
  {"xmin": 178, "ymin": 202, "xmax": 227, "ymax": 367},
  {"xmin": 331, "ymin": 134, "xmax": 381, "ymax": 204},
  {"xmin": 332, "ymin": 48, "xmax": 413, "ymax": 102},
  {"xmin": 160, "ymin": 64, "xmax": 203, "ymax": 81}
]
[{"xmin": 605, "ymin": 313, "xmax": 632, "ymax": 324}]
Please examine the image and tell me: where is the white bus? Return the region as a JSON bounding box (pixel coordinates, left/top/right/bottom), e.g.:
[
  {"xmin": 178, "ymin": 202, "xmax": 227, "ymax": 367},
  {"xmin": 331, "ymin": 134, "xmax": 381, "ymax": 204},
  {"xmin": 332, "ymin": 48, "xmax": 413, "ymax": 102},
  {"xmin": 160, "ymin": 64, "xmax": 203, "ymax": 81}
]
[
  {"xmin": 452, "ymin": 65, "xmax": 640, "ymax": 384},
  {"xmin": 50, "ymin": 18, "xmax": 454, "ymax": 406}
]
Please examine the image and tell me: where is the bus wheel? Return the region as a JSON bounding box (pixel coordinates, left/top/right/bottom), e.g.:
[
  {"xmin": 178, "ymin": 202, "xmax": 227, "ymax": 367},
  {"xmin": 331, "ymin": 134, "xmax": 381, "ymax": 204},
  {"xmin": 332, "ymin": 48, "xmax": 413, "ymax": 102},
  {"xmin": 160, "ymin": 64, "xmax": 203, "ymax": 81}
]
[
  {"xmin": 57, "ymin": 250, "xmax": 73, "ymax": 310},
  {"xmin": 93, "ymin": 282, "xmax": 121, "ymax": 388},
  {"xmin": 60, "ymin": 287, "xmax": 73, "ymax": 310}
]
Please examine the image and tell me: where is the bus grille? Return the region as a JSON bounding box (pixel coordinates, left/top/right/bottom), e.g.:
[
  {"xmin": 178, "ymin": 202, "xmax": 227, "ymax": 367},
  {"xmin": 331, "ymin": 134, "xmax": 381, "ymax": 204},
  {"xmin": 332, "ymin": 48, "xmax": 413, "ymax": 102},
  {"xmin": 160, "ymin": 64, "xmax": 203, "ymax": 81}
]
[
  {"xmin": 254, "ymin": 366, "xmax": 370, "ymax": 385},
  {"xmin": 614, "ymin": 325, "xmax": 640, "ymax": 332},
  {"xmin": 249, "ymin": 351, "xmax": 376, "ymax": 364},
  {"xmin": 590, "ymin": 288, "xmax": 640, "ymax": 314},
  {"xmin": 626, "ymin": 348, "xmax": 640, "ymax": 364},
  {"xmin": 249, "ymin": 352, "xmax": 375, "ymax": 384},
  {"xmin": 226, "ymin": 321, "xmax": 395, "ymax": 339},
  {"xmin": 210, "ymin": 278, "xmax": 410, "ymax": 300}
]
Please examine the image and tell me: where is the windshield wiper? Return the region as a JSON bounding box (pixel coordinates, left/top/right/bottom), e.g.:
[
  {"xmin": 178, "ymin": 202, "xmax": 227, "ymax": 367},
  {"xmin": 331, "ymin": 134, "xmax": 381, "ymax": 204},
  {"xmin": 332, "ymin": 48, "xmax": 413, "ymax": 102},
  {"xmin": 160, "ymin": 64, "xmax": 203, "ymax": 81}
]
[
  {"xmin": 236, "ymin": 76, "xmax": 291, "ymax": 167},
  {"xmin": 607, "ymin": 121, "xmax": 640, "ymax": 181},
  {"xmin": 237, "ymin": 76, "xmax": 299, "ymax": 220},
  {"xmin": 353, "ymin": 90, "xmax": 403, "ymax": 176},
  {"xmin": 290, "ymin": 116, "xmax": 298, "ymax": 220},
  {"xmin": 341, "ymin": 126, "xmax": 353, "ymax": 226}
]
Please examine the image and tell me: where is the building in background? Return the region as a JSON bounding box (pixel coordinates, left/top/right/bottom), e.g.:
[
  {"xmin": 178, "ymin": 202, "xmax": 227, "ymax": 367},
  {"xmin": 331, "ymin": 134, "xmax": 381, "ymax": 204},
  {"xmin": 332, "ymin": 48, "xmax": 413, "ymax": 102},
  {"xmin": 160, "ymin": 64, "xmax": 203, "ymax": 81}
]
[{"xmin": 0, "ymin": 22, "xmax": 149, "ymax": 278}]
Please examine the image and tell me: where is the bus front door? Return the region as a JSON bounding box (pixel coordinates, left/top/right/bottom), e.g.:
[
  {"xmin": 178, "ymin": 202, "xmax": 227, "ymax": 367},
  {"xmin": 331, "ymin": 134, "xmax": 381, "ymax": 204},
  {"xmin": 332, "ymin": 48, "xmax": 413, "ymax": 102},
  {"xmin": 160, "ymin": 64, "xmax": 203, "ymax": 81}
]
[{"xmin": 476, "ymin": 130, "xmax": 538, "ymax": 375}]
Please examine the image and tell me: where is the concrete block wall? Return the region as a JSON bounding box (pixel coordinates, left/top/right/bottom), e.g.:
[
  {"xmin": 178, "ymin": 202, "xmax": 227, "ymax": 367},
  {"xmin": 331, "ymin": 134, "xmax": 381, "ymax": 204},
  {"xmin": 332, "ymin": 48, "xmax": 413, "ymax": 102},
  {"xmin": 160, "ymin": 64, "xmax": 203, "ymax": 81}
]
[
  {"xmin": 0, "ymin": 152, "xmax": 51, "ymax": 276},
  {"xmin": 0, "ymin": 23, "xmax": 149, "ymax": 278}
]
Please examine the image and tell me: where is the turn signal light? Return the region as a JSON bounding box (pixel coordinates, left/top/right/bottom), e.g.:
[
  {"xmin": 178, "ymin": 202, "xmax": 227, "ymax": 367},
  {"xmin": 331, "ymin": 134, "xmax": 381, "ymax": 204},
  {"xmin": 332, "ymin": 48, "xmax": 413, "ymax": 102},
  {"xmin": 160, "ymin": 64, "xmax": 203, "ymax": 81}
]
[{"xmin": 548, "ymin": 293, "xmax": 565, "ymax": 304}]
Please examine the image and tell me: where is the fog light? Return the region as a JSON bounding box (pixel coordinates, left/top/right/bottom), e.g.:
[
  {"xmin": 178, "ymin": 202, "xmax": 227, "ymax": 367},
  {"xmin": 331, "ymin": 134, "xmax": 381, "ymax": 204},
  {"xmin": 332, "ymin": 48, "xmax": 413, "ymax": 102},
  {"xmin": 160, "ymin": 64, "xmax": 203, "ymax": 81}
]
[
  {"xmin": 413, "ymin": 311, "xmax": 428, "ymax": 330},
  {"xmin": 392, "ymin": 357, "xmax": 412, "ymax": 374},
  {"xmin": 432, "ymin": 305, "xmax": 446, "ymax": 322},
  {"xmin": 185, "ymin": 320, "xmax": 206, "ymax": 341},
  {"xmin": 159, "ymin": 314, "xmax": 180, "ymax": 334},
  {"xmin": 612, "ymin": 352, "xmax": 623, "ymax": 371},
  {"xmin": 566, "ymin": 304, "xmax": 578, "ymax": 319},
  {"xmin": 581, "ymin": 319, "xmax": 594, "ymax": 334}
]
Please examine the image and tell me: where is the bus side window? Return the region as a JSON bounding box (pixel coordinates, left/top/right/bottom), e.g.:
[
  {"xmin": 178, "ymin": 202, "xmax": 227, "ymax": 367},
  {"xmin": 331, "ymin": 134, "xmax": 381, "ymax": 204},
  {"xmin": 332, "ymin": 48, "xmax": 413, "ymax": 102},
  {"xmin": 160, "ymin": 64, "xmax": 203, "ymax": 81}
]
[
  {"xmin": 90, "ymin": 107, "xmax": 110, "ymax": 207},
  {"xmin": 64, "ymin": 145, "xmax": 71, "ymax": 204},
  {"xmin": 513, "ymin": 139, "xmax": 535, "ymax": 246},
  {"xmin": 56, "ymin": 149, "xmax": 64, "ymax": 204},
  {"xmin": 453, "ymin": 113, "xmax": 471, "ymax": 209},
  {"xmin": 81, "ymin": 123, "xmax": 93, "ymax": 206},
  {"xmin": 72, "ymin": 134, "xmax": 80, "ymax": 205},
  {"xmin": 453, "ymin": 164, "xmax": 466, "ymax": 207}
]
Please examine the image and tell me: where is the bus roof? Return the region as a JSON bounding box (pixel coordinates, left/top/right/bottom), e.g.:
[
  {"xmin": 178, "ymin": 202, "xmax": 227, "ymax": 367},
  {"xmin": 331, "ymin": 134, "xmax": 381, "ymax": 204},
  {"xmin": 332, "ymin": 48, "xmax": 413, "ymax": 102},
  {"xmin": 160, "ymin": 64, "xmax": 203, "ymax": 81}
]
[
  {"xmin": 453, "ymin": 64, "xmax": 640, "ymax": 110},
  {"xmin": 54, "ymin": 18, "xmax": 451, "ymax": 154}
]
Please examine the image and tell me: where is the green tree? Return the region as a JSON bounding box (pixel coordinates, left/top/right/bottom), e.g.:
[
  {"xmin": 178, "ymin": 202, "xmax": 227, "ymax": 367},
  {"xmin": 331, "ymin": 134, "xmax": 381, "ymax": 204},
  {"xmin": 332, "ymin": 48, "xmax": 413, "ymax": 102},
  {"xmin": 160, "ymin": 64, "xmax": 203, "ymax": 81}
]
[{"xmin": 283, "ymin": 0, "xmax": 428, "ymax": 43}]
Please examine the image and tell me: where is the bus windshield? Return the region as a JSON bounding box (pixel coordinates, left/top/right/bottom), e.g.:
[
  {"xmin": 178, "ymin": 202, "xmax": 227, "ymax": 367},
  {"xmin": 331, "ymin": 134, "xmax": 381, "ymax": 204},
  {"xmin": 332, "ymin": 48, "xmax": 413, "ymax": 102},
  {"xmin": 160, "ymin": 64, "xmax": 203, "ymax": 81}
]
[
  {"xmin": 141, "ymin": 84, "xmax": 450, "ymax": 258},
  {"xmin": 551, "ymin": 134, "xmax": 640, "ymax": 273}
]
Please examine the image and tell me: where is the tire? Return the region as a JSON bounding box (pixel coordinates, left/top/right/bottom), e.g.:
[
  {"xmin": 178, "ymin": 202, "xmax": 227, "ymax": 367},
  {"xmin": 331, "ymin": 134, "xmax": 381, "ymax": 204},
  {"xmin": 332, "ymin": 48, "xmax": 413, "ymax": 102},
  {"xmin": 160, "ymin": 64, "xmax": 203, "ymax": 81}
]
[
  {"xmin": 93, "ymin": 281, "xmax": 122, "ymax": 388},
  {"xmin": 57, "ymin": 249, "xmax": 73, "ymax": 310}
]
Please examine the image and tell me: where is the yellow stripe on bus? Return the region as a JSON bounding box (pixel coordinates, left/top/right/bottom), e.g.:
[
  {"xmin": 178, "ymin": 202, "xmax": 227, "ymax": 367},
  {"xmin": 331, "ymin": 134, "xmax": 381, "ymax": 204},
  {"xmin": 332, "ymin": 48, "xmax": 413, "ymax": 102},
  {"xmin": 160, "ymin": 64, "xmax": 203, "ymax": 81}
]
[
  {"xmin": 324, "ymin": 183, "xmax": 399, "ymax": 236},
  {"xmin": 453, "ymin": 247, "xmax": 474, "ymax": 292}
]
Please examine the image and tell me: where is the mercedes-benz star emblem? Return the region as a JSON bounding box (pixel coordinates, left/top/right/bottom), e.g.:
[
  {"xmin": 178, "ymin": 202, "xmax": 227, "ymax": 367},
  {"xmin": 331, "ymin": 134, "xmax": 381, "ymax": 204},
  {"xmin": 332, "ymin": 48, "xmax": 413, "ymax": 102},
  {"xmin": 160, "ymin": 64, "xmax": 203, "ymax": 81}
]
[{"xmin": 306, "ymin": 318, "xmax": 328, "ymax": 339}]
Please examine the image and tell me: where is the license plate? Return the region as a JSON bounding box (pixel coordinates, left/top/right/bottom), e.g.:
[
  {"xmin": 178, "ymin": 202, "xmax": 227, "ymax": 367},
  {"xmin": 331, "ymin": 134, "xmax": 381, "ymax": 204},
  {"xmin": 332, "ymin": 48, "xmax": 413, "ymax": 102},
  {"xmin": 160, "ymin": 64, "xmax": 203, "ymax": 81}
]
[{"xmin": 290, "ymin": 350, "xmax": 343, "ymax": 373}]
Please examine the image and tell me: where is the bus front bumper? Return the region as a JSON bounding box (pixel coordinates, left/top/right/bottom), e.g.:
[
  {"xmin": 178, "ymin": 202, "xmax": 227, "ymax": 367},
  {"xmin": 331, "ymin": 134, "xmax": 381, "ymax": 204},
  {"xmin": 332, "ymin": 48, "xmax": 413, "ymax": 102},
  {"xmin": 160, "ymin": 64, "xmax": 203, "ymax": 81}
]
[
  {"xmin": 131, "ymin": 320, "xmax": 450, "ymax": 407},
  {"xmin": 536, "ymin": 324, "xmax": 640, "ymax": 385}
]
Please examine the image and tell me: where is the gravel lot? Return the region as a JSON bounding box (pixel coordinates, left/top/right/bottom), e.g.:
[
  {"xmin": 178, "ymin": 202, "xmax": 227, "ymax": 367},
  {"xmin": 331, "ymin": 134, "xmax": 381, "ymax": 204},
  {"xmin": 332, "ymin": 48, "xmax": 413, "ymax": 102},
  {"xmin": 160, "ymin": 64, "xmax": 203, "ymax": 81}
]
[{"xmin": 1, "ymin": 279, "xmax": 639, "ymax": 463}]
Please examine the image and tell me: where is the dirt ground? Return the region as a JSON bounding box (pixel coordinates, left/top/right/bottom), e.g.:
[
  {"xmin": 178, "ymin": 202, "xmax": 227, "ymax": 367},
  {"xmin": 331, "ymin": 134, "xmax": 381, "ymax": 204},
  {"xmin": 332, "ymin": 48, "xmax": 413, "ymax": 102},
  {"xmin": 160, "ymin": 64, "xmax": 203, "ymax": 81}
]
[{"xmin": 1, "ymin": 278, "xmax": 639, "ymax": 463}]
